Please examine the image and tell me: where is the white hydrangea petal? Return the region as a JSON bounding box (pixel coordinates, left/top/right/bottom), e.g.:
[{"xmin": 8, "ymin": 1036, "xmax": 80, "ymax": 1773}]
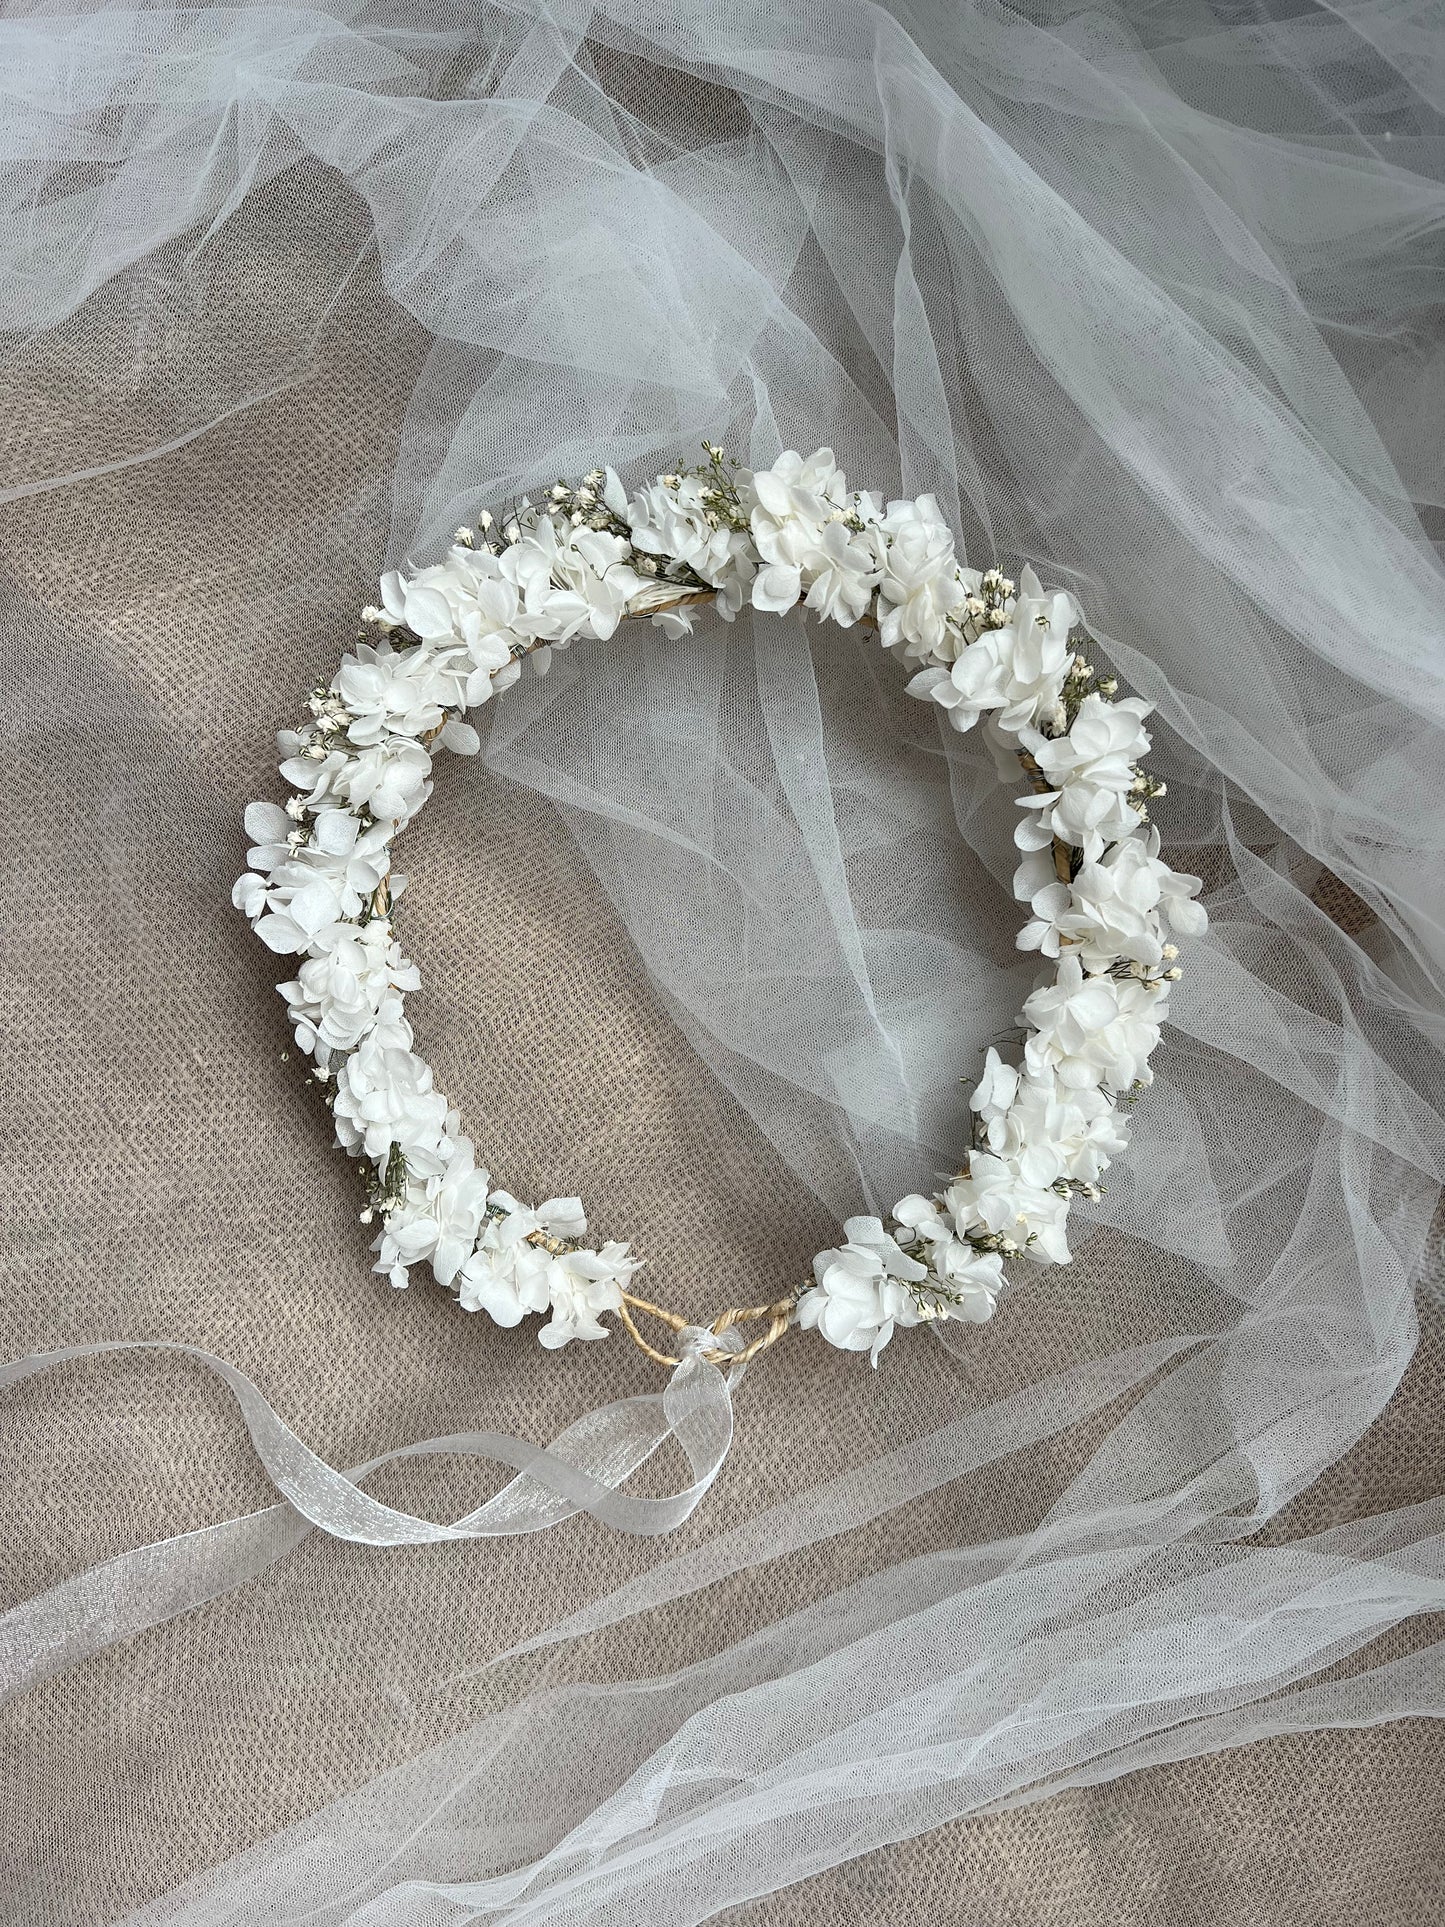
[{"xmin": 440, "ymin": 719, "xmax": 481, "ymax": 756}]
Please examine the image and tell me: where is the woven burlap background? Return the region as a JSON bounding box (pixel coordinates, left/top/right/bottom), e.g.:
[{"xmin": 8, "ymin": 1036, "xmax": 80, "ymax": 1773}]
[{"xmin": 1, "ymin": 170, "xmax": 1442, "ymax": 1926}]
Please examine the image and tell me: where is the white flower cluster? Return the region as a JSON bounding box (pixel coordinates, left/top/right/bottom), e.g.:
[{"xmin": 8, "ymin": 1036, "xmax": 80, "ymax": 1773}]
[{"xmin": 236, "ymin": 449, "xmax": 1204, "ymax": 1361}]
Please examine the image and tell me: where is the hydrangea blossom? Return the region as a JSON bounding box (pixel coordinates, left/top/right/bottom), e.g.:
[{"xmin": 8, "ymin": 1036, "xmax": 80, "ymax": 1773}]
[
  {"xmin": 278, "ymin": 919, "xmax": 420, "ymax": 1063},
  {"xmin": 626, "ymin": 473, "xmax": 755, "ymax": 618},
  {"xmin": 234, "ymin": 448, "xmax": 1205, "ymax": 1362},
  {"xmin": 537, "ymin": 1242, "xmax": 641, "ymax": 1348},
  {"xmin": 905, "ymin": 567, "xmax": 1074, "ymax": 736},
  {"xmin": 874, "ymin": 495, "xmax": 970, "ymax": 663},
  {"xmin": 509, "ymin": 516, "xmax": 642, "ymax": 645},
  {"xmin": 796, "ymin": 1217, "xmax": 930, "ymax": 1364}
]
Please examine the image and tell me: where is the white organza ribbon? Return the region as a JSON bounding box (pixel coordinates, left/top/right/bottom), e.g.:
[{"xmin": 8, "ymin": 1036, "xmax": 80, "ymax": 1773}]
[{"xmin": 0, "ymin": 1334, "xmax": 745, "ymax": 1703}]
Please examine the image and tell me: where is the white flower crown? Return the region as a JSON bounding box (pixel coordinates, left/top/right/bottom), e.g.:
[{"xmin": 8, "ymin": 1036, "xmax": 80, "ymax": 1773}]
[{"xmin": 235, "ymin": 448, "xmax": 1205, "ymax": 1368}]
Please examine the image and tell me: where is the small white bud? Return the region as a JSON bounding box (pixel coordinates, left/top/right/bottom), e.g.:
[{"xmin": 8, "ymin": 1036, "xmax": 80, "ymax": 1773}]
[
  {"xmin": 1165, "ymin": 966, "xmax": 1182, "ymax": 981},
  {"xmin": 358, "ymin": 1208, "xmax": 374, "ymax": 1224},
  {"xmin": 479, "ymin": 509, "xmax": 493, "ymax": 529},
  {"xmin": 1161, "ymin": 942, "xmax": 1178, "ymax": 960}
]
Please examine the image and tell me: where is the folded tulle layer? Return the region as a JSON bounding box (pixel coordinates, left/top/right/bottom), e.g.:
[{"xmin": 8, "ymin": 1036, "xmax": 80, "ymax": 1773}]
[{"xmin": 1, "ymin": 0, "xmax": 1443, "ymax": 1920}]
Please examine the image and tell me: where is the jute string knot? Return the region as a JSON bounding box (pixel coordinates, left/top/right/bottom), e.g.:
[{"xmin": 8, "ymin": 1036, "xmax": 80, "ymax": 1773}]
[
  {"xmin": 676, "ymin": 1322, "xmax": 747, "ymax": 1365},
  {"xmin": 614, "ymin": 1290, "xmax": 798, "ymax": 1369}
]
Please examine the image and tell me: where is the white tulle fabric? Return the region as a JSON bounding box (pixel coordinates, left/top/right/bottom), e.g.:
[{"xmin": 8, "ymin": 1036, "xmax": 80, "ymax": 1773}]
[{"xmin": 3, "ymin": 0, "xmax": 1445, "ymax": 1921}]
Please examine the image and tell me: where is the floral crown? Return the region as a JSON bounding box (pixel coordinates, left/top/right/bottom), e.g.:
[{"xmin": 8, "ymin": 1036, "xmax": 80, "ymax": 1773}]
[{"xmin": 235, "ymin": 446, "xmax": 1205, "ymax": 1371}]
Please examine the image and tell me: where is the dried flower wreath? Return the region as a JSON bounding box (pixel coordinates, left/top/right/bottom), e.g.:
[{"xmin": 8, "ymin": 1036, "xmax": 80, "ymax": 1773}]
[{"xmin": 236, "ymin": 448, "xmax": 1205, "ymax": 1369}]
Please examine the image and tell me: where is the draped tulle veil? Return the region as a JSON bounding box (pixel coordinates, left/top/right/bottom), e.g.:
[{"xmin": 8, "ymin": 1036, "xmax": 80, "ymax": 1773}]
[{"xmin": 2, "ymin": 0, "xmax": 1444, "ymax": 1921}]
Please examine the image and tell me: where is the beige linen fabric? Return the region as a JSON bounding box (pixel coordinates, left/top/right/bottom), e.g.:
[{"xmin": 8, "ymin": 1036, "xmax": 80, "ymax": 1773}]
[{"xmin": 1, "ymin": 179, "xmax": 1442, "ymax": 1927}]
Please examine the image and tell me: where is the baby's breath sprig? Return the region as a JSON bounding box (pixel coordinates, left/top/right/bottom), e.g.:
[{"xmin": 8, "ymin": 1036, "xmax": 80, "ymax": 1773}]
[{"xmin": 684, "ymin": 441, "xmax": 749, "ymax": 532}]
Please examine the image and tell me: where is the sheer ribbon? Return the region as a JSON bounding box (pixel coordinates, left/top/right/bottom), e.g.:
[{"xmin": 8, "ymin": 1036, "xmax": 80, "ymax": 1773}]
[{"xmin": 0, "ymin": 1333, "xmax": 745, "ymax": 1704}]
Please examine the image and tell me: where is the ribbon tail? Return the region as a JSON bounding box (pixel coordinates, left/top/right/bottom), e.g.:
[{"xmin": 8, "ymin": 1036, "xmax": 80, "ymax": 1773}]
[{"xmin": 0, "ymin": 1340, "xmax": 742, "ymax": 1699}]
